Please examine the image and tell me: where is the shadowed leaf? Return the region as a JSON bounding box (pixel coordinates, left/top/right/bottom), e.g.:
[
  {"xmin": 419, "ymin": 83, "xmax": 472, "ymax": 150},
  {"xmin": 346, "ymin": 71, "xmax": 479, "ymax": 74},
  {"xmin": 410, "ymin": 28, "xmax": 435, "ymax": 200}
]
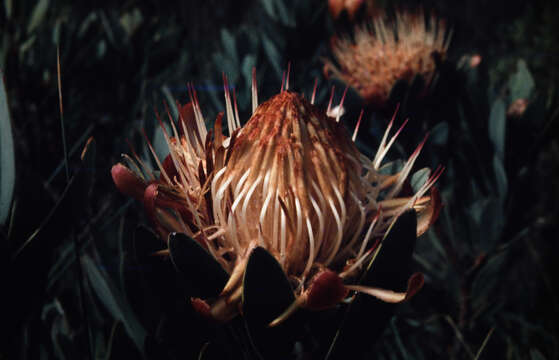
[
  {"xmin": 168, "ymin": 232, "xmax": 228, "ymax": 298},
  {"xmin": 82, "ymin": 254, "xmax": 146, "ymax": 353},
  {"xmin": 144, "ymin": 335, "xmax": 173, "ymax": 360},
  {"xmin": 242, "ymin": 246, "xmax": 297, "ymax": 359},
  {"xmin": 123, "ymin": 225, "xmax": 175, "ymax": 332},
  {"xmin": 493, "ymin": 155, "xmax": 508, "ymax": 199},
  {"xmin": 0, "ymin": 72, "xmax": 14, "ymax": 226},
  {"xmin": 509, "ymin": 59, "xmax": 535, "ymax": 101},
  {"xmin": 405, "ymin": 73, "xmax": 426, "ymax": 106},
  {"xmin": 411, "ymin": 168, "xmax": 430, "ymax": 193},
  {"xmin": 489, "ymin": 98, "xmax": 506, "ymax": 160},
  {"xmin": 430, "ymin": 121, "xmax": 449, "ymax": 146},
  {"xmin": 388, "ymin": 78, "xmax": 409, "ymax": 107},
  {"xmin": 26, "ymin": 0, "xmax": 49, "ymax": 34},
  {"xmin": 326, "ymin": 210, "xmax": 418, "ymax": 359}
]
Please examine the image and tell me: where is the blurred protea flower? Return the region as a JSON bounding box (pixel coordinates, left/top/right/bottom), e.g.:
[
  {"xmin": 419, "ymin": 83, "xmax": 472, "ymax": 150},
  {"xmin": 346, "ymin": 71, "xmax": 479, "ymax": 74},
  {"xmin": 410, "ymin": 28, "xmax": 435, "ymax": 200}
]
[
  {"xmin": 324, "ymin": 11, "xmax": 451, "ymax": 107},
  {"xmin": 328, "ymin": 0, "xmax": 380, "ymax": 21},
  {"xmin": 507, "ymin": 98, "xmax": 529, "ymax": 118},
  {"xmin": 328, "ymin": 0, "xmax": 364, "ymax": 20},
  {"xmin": 112, "ymin": 71, "xmax": 442, "ymax": 323}
]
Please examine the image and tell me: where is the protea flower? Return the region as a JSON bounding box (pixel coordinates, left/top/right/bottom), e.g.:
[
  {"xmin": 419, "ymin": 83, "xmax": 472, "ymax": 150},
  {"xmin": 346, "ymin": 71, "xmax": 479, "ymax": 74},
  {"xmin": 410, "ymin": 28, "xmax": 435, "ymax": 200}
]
[
  {"xmin": 324, "ymin": 11, "xmax": 451, "ymax": 107},
  {"xmin": 112, "ymin": 70, "xmax": 442, "ymax": 324}
]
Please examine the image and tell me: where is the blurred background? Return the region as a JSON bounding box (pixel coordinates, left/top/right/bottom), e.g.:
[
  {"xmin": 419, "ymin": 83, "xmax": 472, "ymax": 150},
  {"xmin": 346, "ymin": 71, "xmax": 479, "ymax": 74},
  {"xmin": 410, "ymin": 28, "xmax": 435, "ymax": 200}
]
[{"xmin": 1, "ymin": 0, "xmax": 558, "ymax": 359}]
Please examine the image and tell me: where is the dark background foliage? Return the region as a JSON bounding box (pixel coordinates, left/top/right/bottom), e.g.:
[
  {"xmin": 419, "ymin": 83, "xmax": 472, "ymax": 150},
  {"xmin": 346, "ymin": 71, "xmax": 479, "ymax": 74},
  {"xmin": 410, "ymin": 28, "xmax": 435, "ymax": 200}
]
[{"xmin": 1, "ymin": 0, "xmax": 558, "ymax": 359}]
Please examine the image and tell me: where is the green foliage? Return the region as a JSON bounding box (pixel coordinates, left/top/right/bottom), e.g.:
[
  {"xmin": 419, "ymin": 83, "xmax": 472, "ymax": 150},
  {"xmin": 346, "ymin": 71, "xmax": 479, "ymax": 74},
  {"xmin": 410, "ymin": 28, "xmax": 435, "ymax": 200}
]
[
  {"xmin": 489, "ymin": 98, "xmax": 506, "ymax": 160},
  {"xmin": 1, "ymin": 0, "xmax": 558, "ymax": 359},
  {"xmin": 169, "ymin": 232, "xmax": 228, "ymax": 298},
  {"xmin": 327, "ymin": 210, "xmax": 418, "ymax": 359},
  {"xmin": 82, "ymin": 254, "xmax": 146, "ymax": 353},
  {"xmin": 509, "ymin": 60, "xmax": 535, "ymax": 102},
  {"xmin": 242, "ymin": 247, "xmax": 297, "ymax": 359},
  {"xmin": 0, "ymin": 73, "xmax": 14, "ymax": 225}
]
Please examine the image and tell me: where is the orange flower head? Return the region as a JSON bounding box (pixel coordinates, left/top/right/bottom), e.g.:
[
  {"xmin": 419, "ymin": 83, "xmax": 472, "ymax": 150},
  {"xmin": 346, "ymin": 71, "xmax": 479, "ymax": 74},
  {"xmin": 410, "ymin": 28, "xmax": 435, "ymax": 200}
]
[{"xmin": 324, "ymin": 11, "xmax": 451, "ymax": 107}]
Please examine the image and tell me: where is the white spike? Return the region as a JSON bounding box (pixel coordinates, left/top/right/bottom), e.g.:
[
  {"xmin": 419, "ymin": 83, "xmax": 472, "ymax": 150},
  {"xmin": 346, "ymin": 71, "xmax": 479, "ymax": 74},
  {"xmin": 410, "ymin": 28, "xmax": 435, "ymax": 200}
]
[
  {"xmin": 386, "ymin": 134, "xmax": 428, "ymax": 199},
  {"xmin": 337, "ymin": 191, "xmax": 366, "ymax": 257},
  {"xmin": 223, "ymin": 74, "xmax": 236, "ymax": 135},
  {"xmin": 310, "ymin": 78, "xmax": 318, "ymax": 105},
  {"xmin": 241, "ymin": 175, "xmax": 262, "ymax": 224},
  {"xmin": 324, "ymin": 198, "xmax": 343, "ymax": 266},
  {"xmin": 234, "ymin": 169, "xmax": 251, "ymax": 197},
  {"xmin": 352, "ymin": 110, "xmax": 364, "ymax": 142},
  {"xmin": 374, "ymin": 118, "xmax": 408, "ymax": 170},
  {"xmin": 285, "ymin": 62, "xmax": 291, "ymax": 91},
  {"xmin": 251, "ymin": 67, "xmax": 258, "ymax": 114},
  {"xmin": 280, "ymin": 210, "xmax": 287, "ymax": 266},
  {"xmin": 302, "ymin": 218, "xmax": 316, "ymax": 279},
  {"xmin": 310, "ymin": 181, "xmax": 327, "ymax": 255}
]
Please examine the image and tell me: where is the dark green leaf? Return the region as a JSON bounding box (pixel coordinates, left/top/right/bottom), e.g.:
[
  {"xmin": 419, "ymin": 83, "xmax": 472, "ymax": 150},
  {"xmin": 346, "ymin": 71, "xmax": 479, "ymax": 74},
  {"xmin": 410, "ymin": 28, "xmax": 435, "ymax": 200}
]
[
  {"xmin": 79, "ymin": 137, "xmax": 96, "ymax": 196},
  {"xmin": 12, "ymin": 174, "xmax": 79, "ymax": 260},
  {"xmin": 27, "ymin": 0, "xmax": 50, "ymax": 34},
  {"xmin": 196, "ymin": 341, "xmax": 232, "ymax": 360},
  {"xmin": 471, "ymin": 251, "xmax": 505, "ymax": 307},
  {"xmin": 275, "ymin": 0, "xmax": 295, "ymax": 27},
  {"xmin": 261, "ymin": 0, "xmax": 277, "ymax": 21},
  {"xmin": 221, "ymin": 29, "xmax": 238, "ymax": 64},
  {"xmin": 406, "ymin": 74, "xmax": 426, "ymax": 103},
  {"xmin": 411, "ymin": 168, "xmax": 430, "ymax": 193},
  {"xmin": 130, "ymin": 228, "xmax": 208, "ymax": 358},
  {"xmin": 133, "ymin": 225, "xmax": 164, "ymax": 262},
  {"xmin": 46, "ymin": 124, "xmax": 94, "ymax": 185},
  {"xmin": 168, "ymin": 232, "xmax": 228, "ymax": 298},
  {"xmin": 469, "ymin": 198, "xmax": 488, "ymax": 225},
  {"xmin": 509, "ymin": 59, "xmax": 535, "ymax": 101},
  {"xmin": 10, "ymin": 137, "xmax": 103, "ymax": 333},
  {"xmin": 82, "ymin": 255, "xmax": 146, "ymax": 353},
  {"xmin": 530, "ymin": 349, "xmax": 547, "ymax": 360},
  {"xmin": 489, "ymin": 98, "xmax": 506, "ymax": 160},
  {"xmin": 261, "ymin": 34, "xmax": 282, "ymax": 78},
  {"xmin": 0, "ymin": 72, "xmax": 14, "ymax": 226},
  {"xmin": 242, "ymin": 247, "xmax": 295, "ymax": 324},
  {"xmin": 379, "ymin": 160, "xmax": 404, "ymax": 175},
  {"xmin": 430, "ymin": 122, "xmax": 449, "ymax": 146},
  {"xmin": 326, "ymin": 210, "xmax": 418, "ymax": 359},
  {"xmin": 152, "ymin": 122, "xmax": 171, "ymax": 163},
  {"xmin": 119, "ymin": 8, "xmax": 143, "ymax": 37},
  {"xmin": 478, "ymin": 199, "xmax": 503, "ymax": 252},
  {"xmin": 123, "ymin": 225, "xmax": 177, "ymax": 333},
  {"xmin": 4, "ymin": 0, "xmax": 12, "ymax": 19},
  {"xmin": 242, "ymin": 246, "xmax": 297, "ymax": 359},
  {"xmin": 144, "ymin": 336, "xmax": 173, "ymax": 360},
  {"xmin": 492, "ymin": 155, "xmax": 508, "ymax": 199},
  {"xmin": 388, "ymin": 79, "xmax": 409, "ymax": 106}
]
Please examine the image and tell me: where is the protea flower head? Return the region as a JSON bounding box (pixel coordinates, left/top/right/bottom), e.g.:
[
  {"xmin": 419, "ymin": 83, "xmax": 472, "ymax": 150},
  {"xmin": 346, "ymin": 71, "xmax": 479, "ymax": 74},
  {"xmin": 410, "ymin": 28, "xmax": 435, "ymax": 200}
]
[
  {"xmin": 112, "ymin": 69, "xmax": 443, "ymax": 324},
  {"xmin": 324, "ymin": 10, "xmax": 451, "ymax": 107}
]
